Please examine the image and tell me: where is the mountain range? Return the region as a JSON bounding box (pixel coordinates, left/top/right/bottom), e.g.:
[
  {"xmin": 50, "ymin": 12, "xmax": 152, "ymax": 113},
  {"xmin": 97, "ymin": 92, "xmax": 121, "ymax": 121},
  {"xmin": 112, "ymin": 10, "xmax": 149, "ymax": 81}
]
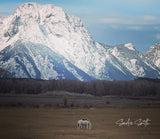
[{"xmin": 0, "ymin": 2, "xmax": 160, "ymax": 81}]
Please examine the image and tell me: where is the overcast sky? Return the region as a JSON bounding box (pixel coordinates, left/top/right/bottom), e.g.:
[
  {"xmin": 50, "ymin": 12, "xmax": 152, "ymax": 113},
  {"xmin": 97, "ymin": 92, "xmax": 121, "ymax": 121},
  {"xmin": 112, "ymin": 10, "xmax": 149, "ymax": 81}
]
[{"xmin": 0, "ymin": 0, "xmax": 160, "ymax": 53}]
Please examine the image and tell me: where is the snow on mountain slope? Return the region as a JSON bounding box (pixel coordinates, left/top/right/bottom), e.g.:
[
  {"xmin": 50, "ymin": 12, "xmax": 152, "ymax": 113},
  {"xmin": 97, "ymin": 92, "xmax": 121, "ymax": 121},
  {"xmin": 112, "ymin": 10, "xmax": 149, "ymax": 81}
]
[
  {"xmin": 0, "ymin": 41, "xmax": 94, "ymax": 80},
  {"xmin": 145, "ymin": 42, "xmax": 160, "ymax": 69},
  {"xmin": 0, "ymin": 2, "xmax": 128, "ymax": 80},
  {"xmin": 0, "ymin": 3, "xmax": 99, "ymax": 78},
  {"xmin": 107, "ymin": 43, "xmax": 160, "ymax": 78},
  {"xmin": 96, "ymin": 42, "xmax": 160, "ymax": 79},
  {"xmin": 0, "ymin": 2, "xmax": 159, "ymax": 80}
]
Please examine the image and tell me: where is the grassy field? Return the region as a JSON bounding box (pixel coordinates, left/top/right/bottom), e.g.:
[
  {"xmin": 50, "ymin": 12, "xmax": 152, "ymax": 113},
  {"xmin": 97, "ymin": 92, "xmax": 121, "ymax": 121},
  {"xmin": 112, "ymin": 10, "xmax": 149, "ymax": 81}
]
[{"xmin": 0, "ymin": 106, "xmax": 160, "ymax": 139}]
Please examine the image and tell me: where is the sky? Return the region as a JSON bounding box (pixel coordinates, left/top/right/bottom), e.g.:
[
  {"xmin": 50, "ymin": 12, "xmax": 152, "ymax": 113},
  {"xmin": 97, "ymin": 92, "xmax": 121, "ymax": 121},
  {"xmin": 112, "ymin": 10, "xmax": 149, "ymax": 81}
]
[{"xmin": 0, "ymin": 0, "xmax": 160, "ymax": 53}]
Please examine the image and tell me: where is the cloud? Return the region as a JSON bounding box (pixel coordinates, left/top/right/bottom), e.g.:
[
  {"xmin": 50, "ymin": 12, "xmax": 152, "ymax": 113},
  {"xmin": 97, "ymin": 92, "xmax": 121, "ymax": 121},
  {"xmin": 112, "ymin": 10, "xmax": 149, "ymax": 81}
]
[
  {"xmin": 127, "ymin": 26, "xmax": 142, "ymax": 31},
  {"xmin": 110, "ymin": 25, "xmax": 119, "ymax": 29},
  {"xmin": 79, "ymin": 13, "xmax": 160, "ymax": 32},
  {"xmin": 100, "ymin": 14, "xmax": 160, "ymax": 25},
  {"xmin": 154, "ymin": 26, "xmax": 160, "ymax": 31},
  {"xmin": 156, "ymin": 34, "xmax": 160, "ymax": 40},
  {"xmin": 107, "ymin": 24, "xmax": 143, "ymax": 31}
]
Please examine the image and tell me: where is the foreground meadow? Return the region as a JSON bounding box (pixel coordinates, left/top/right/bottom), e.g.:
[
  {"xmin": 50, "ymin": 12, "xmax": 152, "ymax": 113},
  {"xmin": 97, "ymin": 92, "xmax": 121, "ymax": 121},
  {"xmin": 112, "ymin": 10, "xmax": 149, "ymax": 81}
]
[{"xmin": 0, "ymin": 106, "xmax": 160, "ymax": 139}]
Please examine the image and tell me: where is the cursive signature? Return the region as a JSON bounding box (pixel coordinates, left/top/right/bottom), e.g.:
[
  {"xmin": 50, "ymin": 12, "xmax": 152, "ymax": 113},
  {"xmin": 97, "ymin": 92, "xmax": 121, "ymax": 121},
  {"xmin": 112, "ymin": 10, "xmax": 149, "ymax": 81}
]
[{"xmin": 115, "ymin": 118, "xmax": 151, "ymax": 127}]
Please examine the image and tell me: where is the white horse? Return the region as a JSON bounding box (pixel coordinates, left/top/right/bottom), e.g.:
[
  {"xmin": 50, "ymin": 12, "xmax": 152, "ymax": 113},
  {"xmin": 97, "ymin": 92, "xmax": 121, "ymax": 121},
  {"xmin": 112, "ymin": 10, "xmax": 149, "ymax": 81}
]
[{"xmin": 77, "ymin": 119, "xmax": 92, "ymax": 129}]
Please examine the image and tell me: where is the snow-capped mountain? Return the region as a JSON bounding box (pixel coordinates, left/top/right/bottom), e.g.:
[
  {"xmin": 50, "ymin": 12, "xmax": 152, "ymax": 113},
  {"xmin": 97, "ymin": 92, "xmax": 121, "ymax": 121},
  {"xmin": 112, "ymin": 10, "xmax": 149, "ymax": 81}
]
[
  {"xmin": 106, "ymin": 43, "xmax": 160, "ymax": 79},
  {"xmin": 145, "ymin": 42, "xmax": 160, "ymax": 69},
  {"xmin": 0, "ymin": 40, "xmax": 95, "ymax": 80},
  {"xmin": 0, "ymin": 2, "xmax": 159, "ymax": 80}
]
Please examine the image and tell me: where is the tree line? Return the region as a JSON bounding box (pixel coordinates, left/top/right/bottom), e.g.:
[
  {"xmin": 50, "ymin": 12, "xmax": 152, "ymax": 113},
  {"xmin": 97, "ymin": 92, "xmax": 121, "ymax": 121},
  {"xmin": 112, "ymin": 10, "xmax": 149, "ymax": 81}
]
[{"xmin": 0, "ymin": 78, "xmax": 160, "ymax": 96}]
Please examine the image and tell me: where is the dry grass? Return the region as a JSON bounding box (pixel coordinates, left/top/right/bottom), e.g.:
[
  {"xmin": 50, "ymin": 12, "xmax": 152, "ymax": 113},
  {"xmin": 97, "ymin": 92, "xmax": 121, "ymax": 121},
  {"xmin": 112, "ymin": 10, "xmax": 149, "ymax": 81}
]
[{"xmin": 0, "ymin": 107, "xmax": 160, "ymax": 139}]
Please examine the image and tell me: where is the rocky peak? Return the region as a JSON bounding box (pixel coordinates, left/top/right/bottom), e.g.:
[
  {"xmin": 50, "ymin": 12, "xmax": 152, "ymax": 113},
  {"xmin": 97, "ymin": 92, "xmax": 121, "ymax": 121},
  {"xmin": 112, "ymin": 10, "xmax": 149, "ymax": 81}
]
[
  {"xmin": 145, "ymin": 42, "xmax": 160, "ymax": 68},
  {"xmin": 13, "ymin": 2, "xmax": 66, "ymax": 24},
  {"xmin": 124, "ymin": 43, "xmax": 135, "ymax": 51}
]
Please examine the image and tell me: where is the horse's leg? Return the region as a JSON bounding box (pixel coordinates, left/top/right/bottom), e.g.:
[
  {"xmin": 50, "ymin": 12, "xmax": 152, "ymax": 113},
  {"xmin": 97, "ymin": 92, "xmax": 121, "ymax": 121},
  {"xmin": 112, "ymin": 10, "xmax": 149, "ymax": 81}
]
[
  {"xmin": 89, "ymin": 123, "xmax": 91, "ymax": 129},
  {"xmin": 80, "ymin": 123, "xmax": 82, "ymax": 128},
  {"xmin": 77, "ymin": 123, "xmax": 81, "ymax": 129},
  {"xmin": 85, "ymin": 121, "xmax": 88, "ymax": 129}
]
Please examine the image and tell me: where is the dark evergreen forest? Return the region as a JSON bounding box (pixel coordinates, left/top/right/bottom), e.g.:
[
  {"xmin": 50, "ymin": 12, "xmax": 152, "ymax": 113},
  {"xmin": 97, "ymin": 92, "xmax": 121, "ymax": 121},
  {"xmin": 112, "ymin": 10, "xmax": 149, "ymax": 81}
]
[{"xmin": 0, "ymin": 78, "xmax": 160, "ymax": 96}]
